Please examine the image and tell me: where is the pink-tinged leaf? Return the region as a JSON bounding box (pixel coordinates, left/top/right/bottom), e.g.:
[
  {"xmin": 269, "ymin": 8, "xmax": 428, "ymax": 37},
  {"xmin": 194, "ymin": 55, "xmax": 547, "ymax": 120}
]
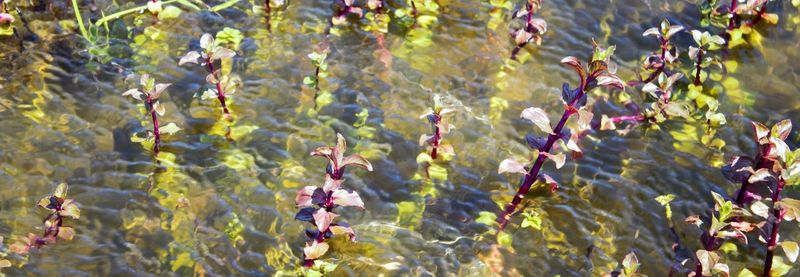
[
  {"xmin": 560, "ymin": 56, "xmax": 586, "ymax": 81},
  {"xmin": 60, "ymin": 199, "xmax": 80, "ymax": 219},
  {"xmin": 596, "ymin": 74, "xmax": 625, "ymax": 90},
  {"xmin": 771, "ymin": 119, "xmax": 792, "ymax": 141},
  {"xmin": 331, "ymin": 189, "xmax": 365, "ymax": 209},
  {"xmin": 751, "ymin": 201, "xmax": 770, "ymax": 219},
  {"xmin": 538, "ymin": 174, "xmax": 559, "ymax": 193},
  {"xmin": 752, "ymin": 121, "xmax": 770, "ymax": 145},
  {"xmin": 514, "ymin": 30, "xmax": 533, "ymax": 45},
  {"xmin": 313, "ymin": 209, "xmax": 338, "ymax": 232},
  {"xmin": 341, "ymin": 154, "xmax": 373, "ymax": 171},
  {"xmin": 295, "ymin": 186, "xmax": 318, "ymax": 207},
  {"xmin": 498, "ymin": 159, "xmax": 528, "ymax": 175},
  {"xmin": 206, "ymin": 73, "xmax": 219, "ymax": 84},
  {"xmin": 322, "ymin": 174, "xmax": 344, "ymax": 192},
  {"xmin": 730, "ymin": 221, "xmax": 755, "ymax": 232},
  {"xmin": 665, "ymin": 25, "xmax": 684, "ymax": 39},
  {"xmin": 122, "ymin": 89, "xmax": 143, "ymax": 100},
  {"xmin": 211, "ymin": 47, "xmax": 236, "ymax": 61},
  {"xmin": 437, "ymin": 119, "xmax": 456, "ymax": 134},
  {"xmin": 0, "ymin": 13, "xmax": 15, "ymax": 24},
  {"xmin": 696, "ymin": 249, "xmax": 720, "ymax": 277},
  {"xmin": 530, "ymin": 18, "xmax": 547, "ymax": 33},
  {"xmin": 577, "ymin": 108, "xmax": 593, "ymax": 132},
  {"xmin": 368, "ymin": 0, "xmax": 382, "ymax": 9},
  {"xmin": 520, "ymin": 107, "xmax": 554, "ymax": 135},
  {"xmin": 151, "ymin": 83, "xmax": 171, "ymax": 100},
  {"xmin": 179, "ymin": 51, "xmax": 201, "ymax": 66},
  {"xmin": 747, "ymin": 168, "xmax": 772, "ymax": 183},
  {"xmin": 331, "ymin": 15, "xmax": 347, "ymax": 25},
  {"xmin": 153, "ymin": 101, "xmax": 166, "ymax": 116},
  {"xmin": 200, "ymin": 33, "xmax": 214, "ymax": 50},
  {"xmin": 543, "ymin": 152, "xmax": 566, "ymax": 169},
  {"xmin": 685, "ymin": 215, "xmax": 703, "ymax": 227},
  {"xmin": 642, "ymin": 27, "xmax": 659, "ymax": 37},
  {"xmin": 57, "ymin": 227, "xmax": 75, "ymax": 241},
  {"xmin": 776, "ymin": 198, "xmax": 800, "ymax": 221},
  {"xmin": 348, "ymin": 7, "xmax": 363, "ymax": 17},
  {"xmin": 768, "ymin": 137, "xmax": 790, "ymax": 163},
  {"xmin": 599, "ymin": 115, "xmax": 616, "ymax": 130},
  {"xmin": 140, "ymin": 74, "xmax": 153, "ymax": 88},
  {"xmin": 566, "ymin": 136, "xmax": 582, "ymax": 153},
  {"xmin": 688, "ymin": 46, "xmax": 700, "ymax": 60},
  {"xmin": 330, "ymin": 224, "xmax": 357, "ymax": 242},
  {"xmin": 419, "ymin": 134, "xmax": 433, "ymax": 146},
  {"xmin": 303, "ymin": 241, "xmax": 329, "ymax": 260}
]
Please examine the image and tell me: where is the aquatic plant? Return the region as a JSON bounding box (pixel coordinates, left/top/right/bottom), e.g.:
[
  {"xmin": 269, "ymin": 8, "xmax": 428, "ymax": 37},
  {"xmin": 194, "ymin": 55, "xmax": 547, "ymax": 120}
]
[
  {"xmin": 699, "ymin": 0, "xmax": 779, "ymax": 47},
  {"xmin": 509, "ymin": 0, "xmax": 546, "ymax": 60},
  {"xmin": 179, "ymin": 33, "xmax": 240, "ymax": 120},
  {"xmin": 495, "ymin": 41, "xmax": 624, "ymax": 230},
  {"xmin": 294, "ymin": 134, "xmax": 372, "ymax": 268},
  {"xmin": 10, "ymin": 183, "xmax": 80, "ymax": 254},
  {"xmin": 419, "ymin": 95, "xmax": 457, "ymax": 160},
  {"xmin": 603, "ymin": 252, "xmax": 644, "ymax": 277},
  {"xmin": 122, "ymin": 74, "xmax": 181, "ymax": 156},
  {"xmin": 685, "ymin": 119, "xmax": 799, "ymax": 276}
]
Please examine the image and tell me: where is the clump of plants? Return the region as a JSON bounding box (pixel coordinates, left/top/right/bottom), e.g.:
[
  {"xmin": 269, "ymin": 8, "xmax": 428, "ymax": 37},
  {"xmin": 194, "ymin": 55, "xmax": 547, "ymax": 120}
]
[
  {"xmin": 122, "ymin": 74, "xmax": 181, "ymax": 157},
  {"xmin": 494, "ymin": 41, "xmax": 624, "ymax": 230},
  {"xmin": 699, "ymin": 0, "xmax": 779, "ymax": 47},
  {"xmin": 682, "ymin": 119, "xmax": 799, "ymax": 276},
  {"xmin": 303, "ymin": 41, "xmax": 333, "ymax": 114},
  {"xmin": 10, "ymin": 183, "xmax": 80, "ymax": 255},
  {"xmin": 294, "ymin": 134, "xmax": 372, "ymax": 270},
  {"xmin": 509, "ymin": 0, "xmax": 546, "ymax": 60},
  {"xmin": 179, "ymin": 33, "xmax": 240, "ymax": 121}
]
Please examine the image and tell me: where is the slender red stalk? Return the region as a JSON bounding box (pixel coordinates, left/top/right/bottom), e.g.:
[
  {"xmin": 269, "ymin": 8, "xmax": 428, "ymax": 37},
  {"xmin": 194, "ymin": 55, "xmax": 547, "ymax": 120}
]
[
  {"xmin": 497, "ymin": 73, "xmax": 589, "ymax": 230},
  {"xmin": 430, "ymin": 113, "xmax": 442, "ymax": 159},
  {"xmin": 205, "ymin": 57, "xmax": 231, "ymax": 117},
  {"xmin": 763, "ymin": 177, "xmax": 786, "ymax": 276},
  {"xmin": 693, "ymin": 50, "xmax": 704, "ymax": 86},
  {"xmin": 146, "ymin": 96, "xmax": 161, "ymax": 155}
]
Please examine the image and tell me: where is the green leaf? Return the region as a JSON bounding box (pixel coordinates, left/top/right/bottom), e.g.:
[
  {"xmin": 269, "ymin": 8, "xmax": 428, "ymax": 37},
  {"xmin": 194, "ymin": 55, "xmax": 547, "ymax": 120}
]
[
  {"xmin": 215, "ymin": 27, "xmax": 244, "ymax": 50},
  {"xmin": 497, "ymin": 231, "xmax": 512, "ymax": 247},
  {"xmin": 622, "ymin": 252, "xmax": 640, "ymax": 276},
  {"xmin": 780, "ymin": 241, "xmax": 798, "ymax": 263},
  {"xmin": 476, "ymin": 211, "xmax": 497, "ymax": 226},
  {"xmin": 158, "ymin": 6, "xmax": 183, "ymax": 20},
  {"xmin": 521, "ymin": 211, "xmax": 542, "ymax": 230}
]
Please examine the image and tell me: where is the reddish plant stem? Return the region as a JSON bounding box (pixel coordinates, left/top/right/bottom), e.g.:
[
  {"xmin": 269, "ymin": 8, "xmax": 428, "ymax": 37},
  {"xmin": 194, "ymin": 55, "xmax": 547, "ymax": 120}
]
[
  {"xmin": 735, "ymin": 144, "xmax": 771, "ymax": 204},
  {"xmin": 146, "ymin": 96, "xmax": 161, "ymax": 155},
  {"xmin": 510, "ymin": 2, "xmax": 538, "ymax": 60},
  {"xmin": 410, "ymin": 0, "xmax": 418, "ymax": 18},
  {"xmin": 430, "ymin": 114, "xmax": 442, "ymax": 159},
  {"xmin": 497, "ymin": 76, "xmax": 589, "ymax": 230},
  {"xmin": 747, "ymin": 3, "xmax": 768, "ymax": 27},
  {"xmin": 763, "ymin": 177, "xmax": 786, "ymax": 276},
  {"xmin": 693, "ymin": 50, "xmax": 704, "ymax": 86},
  {"xmin": 205, "ymin": 57, "xmax": 231, "ymax": 117}
]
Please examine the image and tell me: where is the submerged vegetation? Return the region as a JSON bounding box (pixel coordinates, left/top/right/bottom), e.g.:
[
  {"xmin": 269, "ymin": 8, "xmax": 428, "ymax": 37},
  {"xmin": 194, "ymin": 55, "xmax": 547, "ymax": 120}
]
[{"xmin": 0, "ymin": 0, "xmax": 797, "ymax": 275}]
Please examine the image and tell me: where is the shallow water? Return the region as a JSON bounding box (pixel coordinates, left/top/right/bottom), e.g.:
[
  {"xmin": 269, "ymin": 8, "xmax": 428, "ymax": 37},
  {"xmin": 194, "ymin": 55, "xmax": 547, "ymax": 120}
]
[{"xmin": 0, "ymin": 0, "xmax": 798, "ymax": 276}]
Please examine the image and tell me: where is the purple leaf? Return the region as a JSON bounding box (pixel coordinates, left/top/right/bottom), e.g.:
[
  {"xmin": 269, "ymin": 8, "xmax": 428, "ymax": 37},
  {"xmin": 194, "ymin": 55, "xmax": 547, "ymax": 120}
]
[
  {"xmin": 311, "ymin": 188, "xmax": 327, "ymax": 206},
  {"xmin": 295, "ymin": 207, "xmax": 317, "ymax": 222},
  {"xmin": 525, "ymin": 133, "xmax": 546, "ymax": 150}
]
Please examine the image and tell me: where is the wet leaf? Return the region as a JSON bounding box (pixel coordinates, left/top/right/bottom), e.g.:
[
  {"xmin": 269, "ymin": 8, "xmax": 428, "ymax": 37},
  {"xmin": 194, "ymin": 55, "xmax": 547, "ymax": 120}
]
[
  {"xmin": 341, "ymin": 154, "xmax": 373, "ymax": 171},
  {"xmin": 313, "ymin": 209, "xmax": 338, "ymax": 232},
  {"xmin": 304, "ymin": 241, "xmax": 329, "ymax": 260},
  {"xmin": 525, "ymin": 133, "xmax": 546, "ymax": 150},
  {"xmin": 543, "ymin": 152, "xmax": 565, "ymax": 169},
  {"xmin": 122, "ymin": 89, "xmax": 143, "ymax": 100},
  {"xmin": 60, "ymin": 199, "xmax": 80, "ymax": 219},
  {"xmin": 780, "ymin": 241, "xmax": 798, "ymax": 263},
  {"xmin": 498, "ymin": 159, "xmax": 528, "ymax": 175},
  {"xmin": 776, "ymin": 198, "xmax": 800, "ymax": 221},
  {"xmin": 57, "ymin": 227, "xmax": 75, "ymax": 240},
  {"xmin": 322, "ymin": 175, "xmax": 344, "ymax": 192},
  {"xmin": 476, "ymin": 211, "xmax": 497, "ymax": 226},
  {"xmin": 179, "ymin": 51, "xmax": 201, "ymax": 66},
  {"xmin": 751, "ymin": 201, "xmax": 770, "ymax": 219},
  {"xmin": 748, "ymin": 168, "xmax": 773, "ymax": 183},
  {"xmin": 158, "ymin": 123, "xmax": 181, "ymax": 135},
  {"xmin": 622, "ymin": 252, "xmax": 640, "ymax": 276},
  {"xmin": 296, "ymin": 186, "xmax": 318, "ymax": 207},
  {"xmin": 331, "ymin": 189, "xmax": 365, "ymax": 209},
  {"xmin": 771, "ymin": 119, "xmax": 792, "ymax": 141},
  {"xmin": 520, "ymin": 107, "xmax": 554, "ymax": 135},
  {"xmin": 54, "ymin": 183, "xmax": 68, "ymax": 199},
  {"xmin": 752, "ymin": 121, "xmax": 770, "ymax": 144},
  {"xmin": 577, "ymin": 108, "xmax": 593, "ymax": 131},
  {"xmin": 330, "ymin": 224, "xmax": 357, "ymax": 241},
  {"xmin": 200, "ymin": 33, "xmax": 214, "ymax": 50},
  {"xmin": 560, "ymin": 56, "xmax": 586, "ymax": 81}
]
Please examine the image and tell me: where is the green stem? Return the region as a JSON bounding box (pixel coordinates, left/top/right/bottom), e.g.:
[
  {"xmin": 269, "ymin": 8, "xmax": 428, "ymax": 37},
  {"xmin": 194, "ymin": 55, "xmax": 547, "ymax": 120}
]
[
  {"xmin": 95, "ymin": 0, "xmax": 191, "ymax": 26},
  {"xmin": 209, "ymin": 0, "xmax": 241, "ymax": 12},
  {"xmin": 70, "ymin": 0, "xmax": 91, "ymax": 43}
]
